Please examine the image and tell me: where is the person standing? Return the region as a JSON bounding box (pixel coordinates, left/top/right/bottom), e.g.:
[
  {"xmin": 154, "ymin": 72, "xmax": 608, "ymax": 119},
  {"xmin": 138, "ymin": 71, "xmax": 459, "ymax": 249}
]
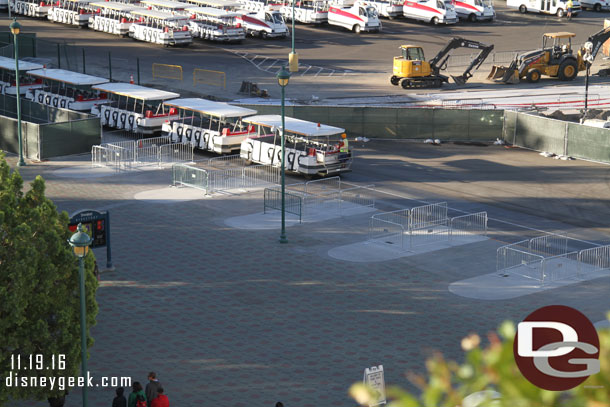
[
  {"xmin": 150, "ymin": 387, "xmax": 169, "ymax": 407},
  {"xmin": 566, "ymin": 0, "xmax": 573, "ymax": 20},
  {"xmin": 113, "ymin": 388, "xmax": 127, "ymax": 407},
  {"xmin": 128, "ymin": 382, "xmax": 146, "ymax": 407},
  {"xmin": 145, "ymin": 372, "xmax": 161, "ymax": 405}
]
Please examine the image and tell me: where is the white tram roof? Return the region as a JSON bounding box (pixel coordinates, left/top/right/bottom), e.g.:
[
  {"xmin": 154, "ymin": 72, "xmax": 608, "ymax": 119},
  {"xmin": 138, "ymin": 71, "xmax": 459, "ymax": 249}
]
[
  {"xmin": 185, "ymin": 6, "xmax": 240, "ymax": 16},
  {"xmin": 140, "ymin": 0, "xmax": 190, "ymax": 9},
  {"xmin": 61, "ymin": 0, "xmax": 96, "ymax": 3},
  {"xmin": 187, "ymin": 0, "xmax": 241, "ymax": 8},
  {"xmin": 164, "ymin": 98, "xmax": 257, "ymax": 118},
  {"xmin": 243, "ymin": 115, "xmax": 345, "ymax": 137},
  {"xmin": 0, "ymin": 56, "xmax": 43, "ymax": 72},
  {"xmin": 26, "ymin": 69, "xmax": 109, "ymax": 86},
  {"xmin": 130, "ymin": 8, "xmax": 188, "ymax": 18},
  {"xmin": 92, "ymin": 82, "xmax": 180, "ymax": 101},
  {"xmin": 90, "ymin": 1, "xmax": 141, "ymax": 11}
]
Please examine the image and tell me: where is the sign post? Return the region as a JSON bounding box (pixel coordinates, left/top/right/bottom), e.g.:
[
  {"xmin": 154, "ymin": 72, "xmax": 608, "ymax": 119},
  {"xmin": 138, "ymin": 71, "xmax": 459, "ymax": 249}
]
[
  {"xmin": 363, "ymin": 365, "xmax": 386, "ymax": 406},
  {"xmin": 69, "ymin": 210, "xmax": 114, "ymax": 271}
]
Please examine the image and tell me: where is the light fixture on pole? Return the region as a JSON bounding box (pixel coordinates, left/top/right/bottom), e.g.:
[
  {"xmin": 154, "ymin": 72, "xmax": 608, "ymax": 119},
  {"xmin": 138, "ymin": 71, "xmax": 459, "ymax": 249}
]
[
  {"xmin": 68, "ymin": 224, "xmax": 93, "ymax": 407},
  {"xmin": 582, "ymin": 41, "xmax": 594, "ymax": 123},
  {"xmin": 288, "ymin": 0, "xmax": 298, "ymax": 73},
  {"xmin": 277, "ymin": 66, "xmax": 291, "ymax": 244},
  {"xmin": 10, "ymin": 18, "xmax": 25, "ymax": 167}
]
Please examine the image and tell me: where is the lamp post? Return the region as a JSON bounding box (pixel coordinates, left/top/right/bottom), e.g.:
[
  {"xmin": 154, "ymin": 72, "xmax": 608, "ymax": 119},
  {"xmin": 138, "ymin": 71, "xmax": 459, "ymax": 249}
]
[
  {"xmin": 277, "ymin": 66, "xmax": 291, "ymax": 244},
  {"xmin": 68, "ymin": 224, "xmax": 93, "ymax": 407},
  {"xmin": 288, "ymin": 0, "xmax": 298, "ymax": 72},
  {"xmin": 582, "ymin": 41, "xmax": 594, "ymax": 123},
  {"xmin": 10, "ymin": 18, "xmax": 25, "ymax": 167}
]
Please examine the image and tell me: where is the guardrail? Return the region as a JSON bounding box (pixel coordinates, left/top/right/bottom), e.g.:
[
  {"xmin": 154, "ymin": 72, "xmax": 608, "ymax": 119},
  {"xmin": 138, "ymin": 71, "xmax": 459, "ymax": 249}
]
[
  {"xmin": 263, "ymin": 187, "xmax": 303, "ymax": 223},
  {"xmin": 92, "ymin": 137, "xmax": 193, "ymax": 171},
  {"xmin": 497, "ymin": 234, "xmax": 609, "ymax": 284},
  {"xmin": 193, "ymin": 68, "xmax": 226, "ymax": 89},
  {"xmin": 152, "ymin": 63, "xmax": 183, "ymax": 81},
  {"xmin": 450, "ymin": 212, "xmax": 488, "ymax": 241},
  {"xmin": 172, "ymin": 163, "xmax": 208, "ymax": 191}
]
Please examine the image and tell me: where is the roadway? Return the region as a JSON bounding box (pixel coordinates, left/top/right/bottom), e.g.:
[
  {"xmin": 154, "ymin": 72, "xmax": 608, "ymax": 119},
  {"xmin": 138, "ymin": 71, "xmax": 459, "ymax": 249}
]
[{"xmin": 2, "ymin": 4, "xmax": 610, "ymax": 100}]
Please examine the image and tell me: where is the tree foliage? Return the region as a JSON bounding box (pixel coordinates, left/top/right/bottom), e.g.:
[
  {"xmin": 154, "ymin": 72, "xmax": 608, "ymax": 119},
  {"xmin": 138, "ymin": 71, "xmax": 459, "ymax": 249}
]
[
  {"xmin": 0, "ymin": 153, "xmax": 98, "ymax": 405},
  {"xmin": 350, "ymin": 313, "xmax": 610, "ymax": 407}
]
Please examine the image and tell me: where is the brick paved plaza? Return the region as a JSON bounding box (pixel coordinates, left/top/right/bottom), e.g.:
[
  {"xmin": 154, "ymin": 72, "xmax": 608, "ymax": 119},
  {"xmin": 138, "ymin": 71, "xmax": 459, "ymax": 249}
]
[{"xmin": 6, "ymin": 140, "xmax": 610, "ymax": 407}]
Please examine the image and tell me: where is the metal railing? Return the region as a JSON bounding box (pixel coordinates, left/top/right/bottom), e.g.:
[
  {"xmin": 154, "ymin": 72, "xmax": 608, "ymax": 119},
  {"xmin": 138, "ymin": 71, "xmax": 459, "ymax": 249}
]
[
  {"xmin": 450, "ymin": 212, "xmax": 488, "ymax": 241},
  {"xmin": 92, "ymin": 137, "xmax": 191, "ymax": 170},
  {"xmin": 578, "ymin": 245, "xmax": 610, "ymax": 276},
  {"xmin": 172, "ymin": 163, "xmax": 208, "ymax": 191},
  {"xmin": 207, "ymin": 154, "xmax": 247, "ymax": 169},
  {"xmin": 338, "ymin": 184, "xmax": 376, "ymax": 212},
  {"xmin": 496, "ymin": 234, "xmax": 603, "ymax": 284},
  {"xmin": 410, "ymin": 202, "xmax": 447, "ymax": 228},
  {"xmin": 159, "ymin": 143, "xmax": 194, "ymax": 164},
  {"xmin": 263, "ymin": 187, "xmax": 303, "ymax": 223},
  {"xmin": 497, "ymin": 242, "xmax": 545, "ymax": 282},
  {"xmin": 369, "ymin": 216, "xmax": 405, "ymax": 249},
  {"xmin": 409, "ymin": 218, "xmax": 450, "ymax": 249}
]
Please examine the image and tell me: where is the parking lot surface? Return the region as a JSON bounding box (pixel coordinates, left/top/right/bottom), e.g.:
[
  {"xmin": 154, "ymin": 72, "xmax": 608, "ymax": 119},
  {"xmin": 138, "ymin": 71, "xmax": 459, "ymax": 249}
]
[{"xmin": 5, "ymin": 139, "xmax": 610, "ymax": 407}]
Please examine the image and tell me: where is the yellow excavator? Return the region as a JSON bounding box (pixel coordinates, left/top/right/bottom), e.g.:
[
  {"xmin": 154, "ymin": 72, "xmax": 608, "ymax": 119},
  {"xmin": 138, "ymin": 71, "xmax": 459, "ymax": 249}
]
[
  {"xmin": 488, "ymin": 27, "xmax": 610, "ymax": 83},
  {"xmin": 390, "ymin": 37, "xmax": 494, "ymax": 89}
]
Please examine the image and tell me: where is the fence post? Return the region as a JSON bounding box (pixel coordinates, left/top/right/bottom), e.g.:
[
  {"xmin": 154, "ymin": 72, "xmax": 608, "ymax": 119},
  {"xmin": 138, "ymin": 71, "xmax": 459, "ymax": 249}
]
[
  {"xmin": 137, "ymin": 57, "xmax": 141, "ymax": 85},
  {"xmin": 82, "ymin": 48, "xmax": 86, "ymax": 74},
  {"xmin": 57, "ymin": 43, "xmax": 61, "ymax": 69},
  {"xmin": 108, "ymin": 52, "xmax": 112, "ymax": 81}
]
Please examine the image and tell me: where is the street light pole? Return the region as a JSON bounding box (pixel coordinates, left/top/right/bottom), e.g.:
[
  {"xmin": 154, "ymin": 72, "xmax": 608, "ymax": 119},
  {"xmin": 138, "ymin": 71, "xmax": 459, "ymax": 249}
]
[
  {"xmin": 68, "ymin": 224, "xmax": 93, "ymax": 407},
  {"xmin": 288, "ymin": 0, "xmax": 298, "ymax": 73},
  {"xmin": 10, "ymin": 18, "xmax": 25, "ymax": 167},
  {"xmin": 277, "ymin": 67, "xmax": 291, "ymax": 244}
]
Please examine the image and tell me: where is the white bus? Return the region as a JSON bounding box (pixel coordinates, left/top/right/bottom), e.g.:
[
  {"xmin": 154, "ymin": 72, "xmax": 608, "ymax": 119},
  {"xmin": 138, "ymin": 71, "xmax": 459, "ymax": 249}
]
[
  {"xmin": 129, "ymin": 9, "xmax": 193, "ymax": 46},
  {"xmin": 506, "ymin": 0, "xmax": 581, "ymax": 16},
  {"xmin": 88, "ymin": 2, "xmax": 141, "ymax": 36},
  {"xmin": 92, "ymin": 82, "xmax": 180, "ymax": 134},
  {"xmin": 48, "ymin": 0, "xmax": 96, "ymax": 27},
  {"xmin": 0, "ymin": 56, "xmax": 43, "ymax": 96},
  {"xmin": 25, "ymin": 68, "xmax": 110, "ymax": 112},
  {"xmin": 280, "ymin": 0, "xmax": 328, "ymax": 23},
  {"xmin": 162, "ymin": 98, "xmax": 257, "ymax": 153},
  {"xmin": 10, "ymin": 0, "xmax": 53, "ymax": 17},
  {"xmin": 184, "ymin": 7, "xmax": 245, "ymax": 42},
  {"xmin": 240, "ymin": 115, "xmax": 353, "ymax": 177}
]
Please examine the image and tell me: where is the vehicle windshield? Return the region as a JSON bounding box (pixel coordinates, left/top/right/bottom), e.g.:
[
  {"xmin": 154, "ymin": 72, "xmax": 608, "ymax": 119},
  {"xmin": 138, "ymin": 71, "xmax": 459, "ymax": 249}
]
[
  {"xmin": 402, "ymin": 47, "xmax": 425, "ymax": 61},
  {"xmin": 366, "ymin": 6, "xmax": 377, "ymax": 17},
  {"xmin": 265, "ymin": 12, "xmax": 283, "ymax": 23},
  {"xmin": 437, "ymin": 0, "xmax": 446, "ymax": 8},
  {"xmin": 474, "ymin": 0, "xmax": 484, "ymax": 6}
]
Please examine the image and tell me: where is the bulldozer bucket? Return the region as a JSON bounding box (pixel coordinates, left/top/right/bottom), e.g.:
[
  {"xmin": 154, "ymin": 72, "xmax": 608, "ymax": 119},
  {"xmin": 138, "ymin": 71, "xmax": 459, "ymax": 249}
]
[
  {"xmin": 501, "ymin": 69, "xmax": 520, "ymax": 84},
  {"xmin": 487, "ymin": 65, "xmax": 508, "ymax": 80},
  {"xmin": 451, "ymin": 74, "xmax": 467, "ymax": 86}
]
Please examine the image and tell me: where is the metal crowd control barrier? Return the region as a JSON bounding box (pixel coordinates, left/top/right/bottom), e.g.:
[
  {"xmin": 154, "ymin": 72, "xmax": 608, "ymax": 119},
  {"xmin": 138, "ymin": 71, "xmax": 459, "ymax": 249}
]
[
  {"xmin": 450, "ymin": 212, "xmax": 488, "ymax": 241},
  {"xmin": 193, "ymin": 68, "xmax": 226, "ymax": 89},
  {"xmin": 496, "ymin": 234, "xmax": 608, "ymax": 284},
  {"xmin": 172, "ymin": 163, "xmax": 208, "ymax": 191},
  {"xmin": 92, "ymin": 137, "xmax": 193, "ymax": 171},
  {"xmin": 152, "ymin": 63, "xmax": 183, "ymax": 81},
  {"xmin": 263, "ymin": 188, "xmax": 303, "ymax": 223},
  {"xmin": 172, "ymin": 162, "xmax": 280, "ymax": 194},
  {"xmin": 369, "ymin": 205, "xmax": 487, "ymax": 251},
  {"xmin": 207, "ymin": 154, "xmax": 246, "ymax": 169}
]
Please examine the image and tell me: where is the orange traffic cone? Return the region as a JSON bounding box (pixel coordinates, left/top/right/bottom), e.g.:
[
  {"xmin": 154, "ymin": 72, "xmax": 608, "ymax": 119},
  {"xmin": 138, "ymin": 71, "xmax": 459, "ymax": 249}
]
[
  {"xmin": 138, "ymin": 140, "xmax": 143, "ymax": 148},
  {"xmin": 130, "ymin": 75, "xmax": 134, "ymax": 84}
]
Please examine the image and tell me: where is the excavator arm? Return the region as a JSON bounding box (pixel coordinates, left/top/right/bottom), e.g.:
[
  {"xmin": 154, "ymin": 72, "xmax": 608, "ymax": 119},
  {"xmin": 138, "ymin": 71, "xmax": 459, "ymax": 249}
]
[
  {"xmin": 428, "ymin": 37, "xmax": 494, "ymax": 86},
  {"xmin": 586, "ymin": 26, "xmax": 610, "ymax": 60}
]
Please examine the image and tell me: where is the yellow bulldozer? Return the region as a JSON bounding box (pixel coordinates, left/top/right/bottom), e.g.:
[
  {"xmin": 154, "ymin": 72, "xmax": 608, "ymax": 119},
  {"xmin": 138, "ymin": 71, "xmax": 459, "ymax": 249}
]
[
  {"xmin": 390, "ymin": 37, "xmax": 494, "ymax": 89},
  {"xmin": 488, "ymin": 28, "xmax": 610, "ymax": 83}
]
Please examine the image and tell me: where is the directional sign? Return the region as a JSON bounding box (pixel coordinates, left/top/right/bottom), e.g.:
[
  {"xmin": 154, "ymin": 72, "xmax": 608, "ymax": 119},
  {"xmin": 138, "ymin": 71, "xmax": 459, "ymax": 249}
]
[{"xmin": 363, "ymin": 365, "xmax": 386, "ymax": 406}]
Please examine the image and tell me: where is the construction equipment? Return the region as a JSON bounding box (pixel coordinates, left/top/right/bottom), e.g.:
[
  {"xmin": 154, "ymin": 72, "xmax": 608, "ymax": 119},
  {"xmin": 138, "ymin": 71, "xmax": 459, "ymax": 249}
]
[
  {"xmin": 390, "ymin": 37, "xmax": 494, "ymax": 89},
  {"xmin": 488, "ymin": 27, "xmax": 610, "ymax": 84}
]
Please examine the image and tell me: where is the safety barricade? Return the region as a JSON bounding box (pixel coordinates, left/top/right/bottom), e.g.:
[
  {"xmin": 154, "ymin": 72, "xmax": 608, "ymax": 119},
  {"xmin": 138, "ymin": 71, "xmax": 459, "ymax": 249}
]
[
  {"xmin": 450, "ymin": 212, "xmax": 488, "ymax": 241},
  {"xmin": 158, "ymin": 143, "xmax": 194, "ymax": 164},
  {"xmin": 207, "ymin": 154, "xmax": 247, "ymax": 169},
  {"xmin": 193, "ymin": 68, "xmax": 226, "ymax": 89},
  {"xmin": 497, "ymin": 234, "xmax": 605, "ymax": 284},
  {"xmin": 152, "ymin": 63, "xmax": 183, "ymax": 81},
  {"xmin": 263, "ymin": 187, "xmax": 303, "ymax": 223},
  {"xmin": 172, "ymin": 163, "xmax": 208, "ymax": 191}
]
